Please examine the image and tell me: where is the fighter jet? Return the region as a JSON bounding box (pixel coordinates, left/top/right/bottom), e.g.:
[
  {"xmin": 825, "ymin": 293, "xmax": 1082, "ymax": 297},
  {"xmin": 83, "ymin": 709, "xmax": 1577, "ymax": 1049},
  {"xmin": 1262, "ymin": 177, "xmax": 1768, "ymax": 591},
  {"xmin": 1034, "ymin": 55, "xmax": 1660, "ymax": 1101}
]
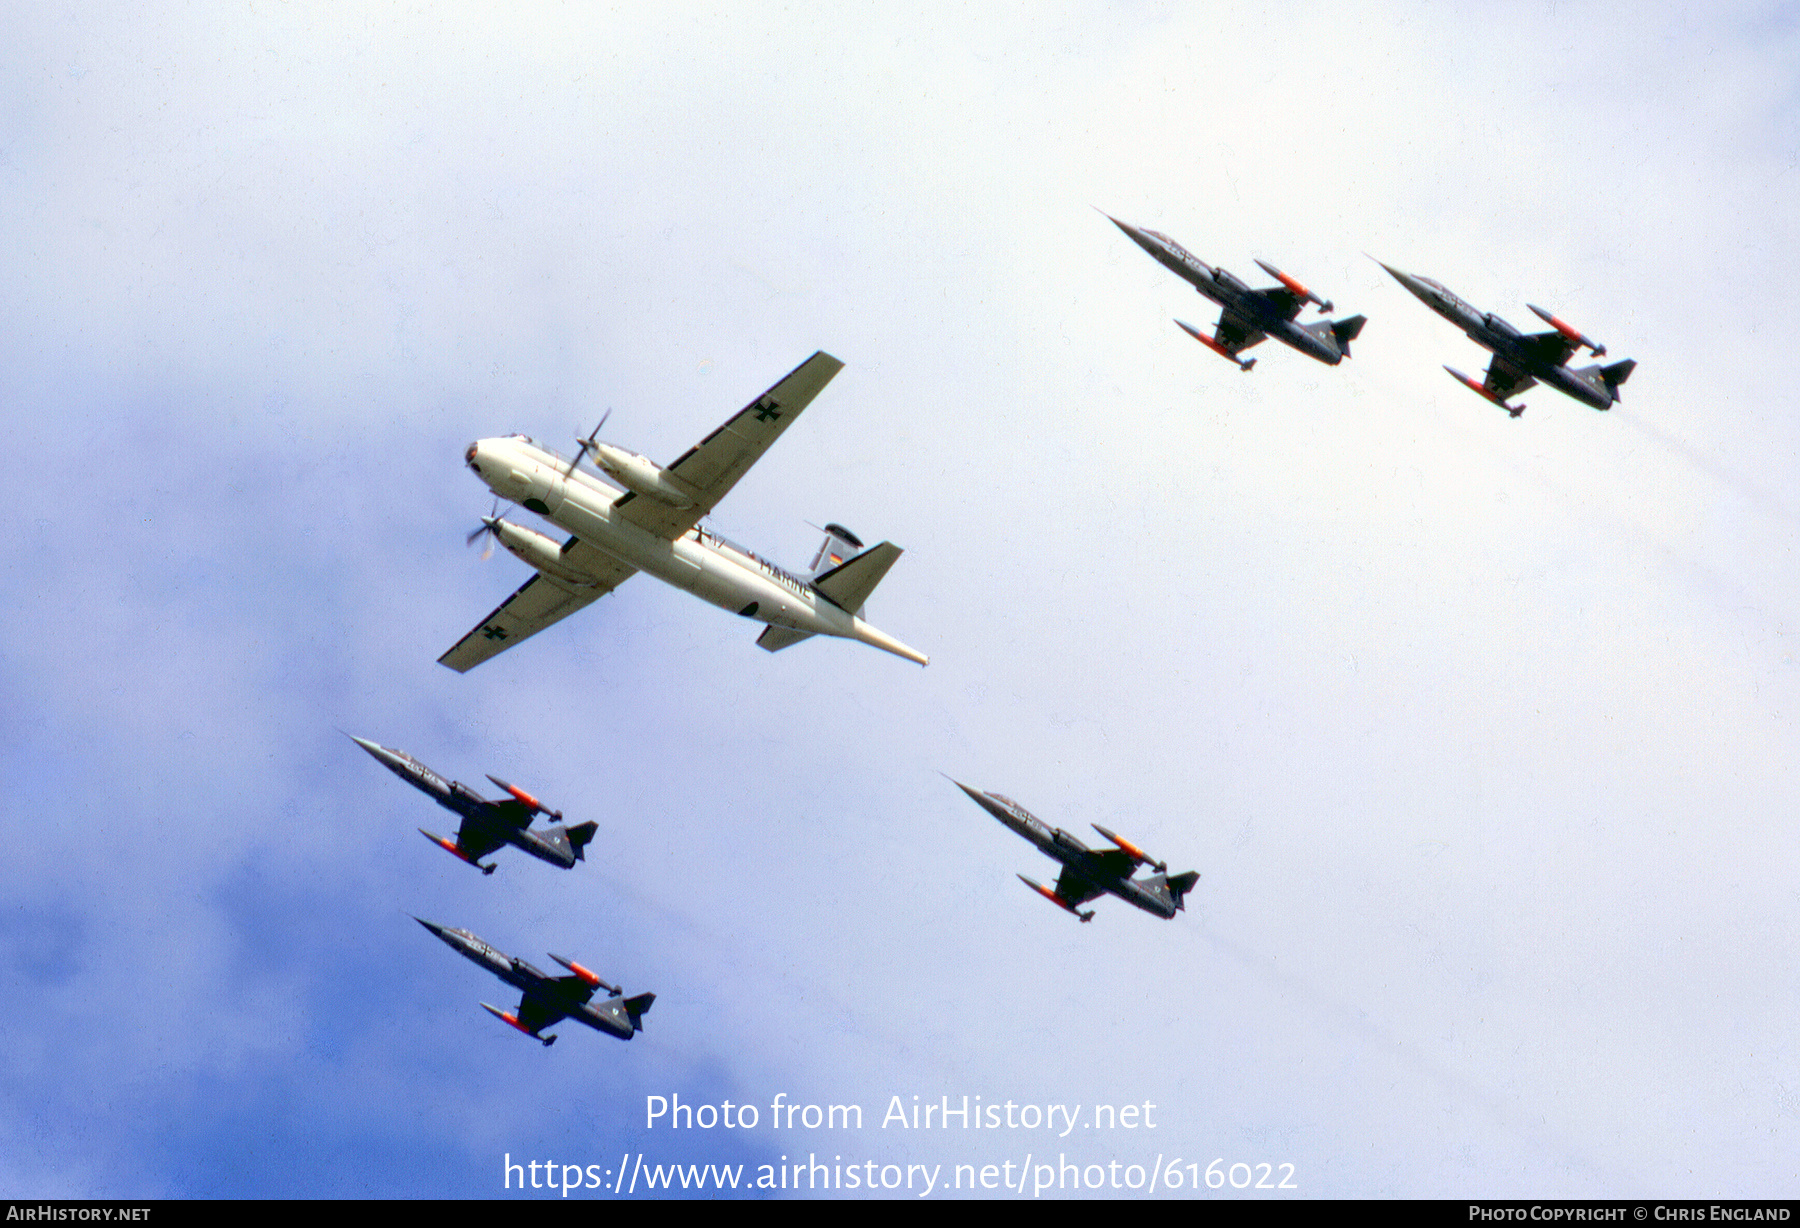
[
  {"xmin": 439, "ymin": 352, "xmax": 928, "ymax": 671},
  {"xmin": 1374, "ymin": 260, "xmax": 1637, "ymax": 417},
  {"xmin": 414, "ymin": 918, "xmax": 652, "ymax": 1045},
  {"xmin": 950, "ymin": 780, "xmax": 1199, "ymax": 922},
  {"xmin": 350, "ymin": 734, "xmax": 596, "ymax": 874},
  {"xmin": 1104, "ymin": 213, "xmax": 1365, "ymax": 369}
]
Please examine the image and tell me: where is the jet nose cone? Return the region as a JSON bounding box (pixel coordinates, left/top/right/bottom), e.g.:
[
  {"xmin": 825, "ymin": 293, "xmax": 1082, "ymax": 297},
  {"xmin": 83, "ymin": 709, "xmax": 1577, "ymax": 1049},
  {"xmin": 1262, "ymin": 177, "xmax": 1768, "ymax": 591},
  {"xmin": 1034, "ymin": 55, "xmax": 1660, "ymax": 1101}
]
[
  {"xmin": 412, "ymin": 916, "xmax": 451, "ymax": 940},
  {"xmin": 943, "ymin": 775, "xmax": 986, "ymax": 803},
  {"xmin": 1369, "ymin": 255, "xmax": 1427, "ymax": 296},
  {"xmin": 347, "ymin": 733, "xmax": 382, "ymax": 755}
]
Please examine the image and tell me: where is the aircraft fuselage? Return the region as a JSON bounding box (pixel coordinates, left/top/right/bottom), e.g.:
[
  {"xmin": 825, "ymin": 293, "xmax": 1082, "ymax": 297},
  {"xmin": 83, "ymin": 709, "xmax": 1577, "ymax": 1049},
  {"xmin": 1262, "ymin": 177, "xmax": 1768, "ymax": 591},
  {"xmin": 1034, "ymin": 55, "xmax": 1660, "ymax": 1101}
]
[
  {"xmin": 955, "ymin": 783, "xmax": 1184, "ymax": 920},
  {"xmin": 1110, "ymin": 219, "xmax": 1350, "ymax": 366},
  {"xmin": 415, "ymin": 919, "xmax": 642, "ymax": 1041},
  {"xmin": 1381, "ymin": 265, "xmax": 1626, "ymax": 411},
  {"xmin": 351, "ymin": 735, "xmax": 584, "ymax": 870},
  {"xmin": 463, "ymin": 436, "xmax": 927, "ymax": 665}
]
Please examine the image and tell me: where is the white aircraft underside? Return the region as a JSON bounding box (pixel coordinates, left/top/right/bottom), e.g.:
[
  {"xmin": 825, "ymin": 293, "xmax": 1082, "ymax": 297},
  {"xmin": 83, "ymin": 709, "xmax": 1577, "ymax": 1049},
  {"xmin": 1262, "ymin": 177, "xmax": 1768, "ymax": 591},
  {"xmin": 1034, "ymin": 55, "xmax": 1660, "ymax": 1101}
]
[{"xmin": 439, "ymin": 352, "xmax": 928, "ymax": 672}]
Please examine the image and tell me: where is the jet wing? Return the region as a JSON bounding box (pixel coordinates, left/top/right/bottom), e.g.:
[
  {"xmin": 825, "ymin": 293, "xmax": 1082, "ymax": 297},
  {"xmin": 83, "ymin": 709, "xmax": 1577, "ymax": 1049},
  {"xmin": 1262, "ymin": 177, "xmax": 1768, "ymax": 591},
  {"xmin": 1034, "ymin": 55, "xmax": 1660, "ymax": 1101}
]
[
  {"xmin": 1052, "ymin": 865, "xmax": 1108, "ymax": 908},
  {"xmin": 613, "ymin": 352, "xmax": 845, "ymax": 540},
  {"xmin": 438, "ymin": 542, "xmax": 638, "ymax": 672},
  {"xmin": 1481, "ymin": 355, "xmax": 1539, "ymax": 403},
  {"xmin": 513, "ymin": 993, "xmax": 573, "ymax": 1037},
  {"xmin": 1251, "ymin": 286, "xmax": 1306, "ymax": 322},
  {"xmin": 1212, "ymin": 313, "xmax": 1267, "ymax": 356},
  {"xmin": 1519, "ymin": 329, "xmax": 1581, "ymax": 368},
  {"xmin": 448, "ymin": 822, "xmax": 509, "ymax": 862}
]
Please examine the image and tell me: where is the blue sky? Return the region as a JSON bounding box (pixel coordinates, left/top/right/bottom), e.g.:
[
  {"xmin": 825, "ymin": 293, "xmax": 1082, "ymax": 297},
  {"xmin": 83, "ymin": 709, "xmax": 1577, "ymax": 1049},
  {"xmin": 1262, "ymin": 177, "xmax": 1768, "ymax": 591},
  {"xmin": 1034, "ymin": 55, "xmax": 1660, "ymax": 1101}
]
[{"xmin": 3, "ymin": 1, "xmax": 1798, "ymax": 1198}]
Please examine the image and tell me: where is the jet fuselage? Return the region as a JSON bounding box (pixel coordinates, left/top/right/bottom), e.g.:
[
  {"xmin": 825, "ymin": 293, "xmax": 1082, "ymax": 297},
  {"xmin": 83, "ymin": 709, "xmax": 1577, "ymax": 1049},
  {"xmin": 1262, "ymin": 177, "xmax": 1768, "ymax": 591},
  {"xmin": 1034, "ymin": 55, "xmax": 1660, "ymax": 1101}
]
[
  {"xmin": 1381, "ymin": 265, "xmax": 1628, "ymax": 411},
  {"xmin": 415, "ymin": 918, "xmax": 646, "ymax": 1042},
  {"xmin": 351, "ymin": 735, "xmax": 587, "ymax": 871},
  {"xmin": 1109, "ymin": 219, "xmax": 1352, "ymax": 366},
  {"xmin": 462, "ymin": 436, "xmax": 927, "ymax": 665},
  {"xmin": 955, "ymin": 782, "xmax": 1186, "ymax": 920}
]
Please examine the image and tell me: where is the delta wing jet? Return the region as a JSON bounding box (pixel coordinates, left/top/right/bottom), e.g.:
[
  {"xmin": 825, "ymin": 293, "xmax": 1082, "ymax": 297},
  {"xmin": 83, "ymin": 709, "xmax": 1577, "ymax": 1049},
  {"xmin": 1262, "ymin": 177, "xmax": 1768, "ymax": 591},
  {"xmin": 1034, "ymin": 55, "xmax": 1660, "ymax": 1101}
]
[
  {"xmin": 950, "ymin": 780, "xmax": 1199, "ymax": 922},
  {"xmin": 351, "ymin": 735, "xmax": 595, "ymax": 874},
  {"xmin": 1104, "ymin": 214, "xmax": 1365, "ymax": 369},
  {"xmin": 1375, "ymin": 260, "xmax": 1636, "ymax": 417},
  {"xmin": 439, "ymin": 352, "xmax": 927, "ymax": 670},
  {"xmin": 415, "ymin": 918, "xmax": 653, "ymax": 1045}
]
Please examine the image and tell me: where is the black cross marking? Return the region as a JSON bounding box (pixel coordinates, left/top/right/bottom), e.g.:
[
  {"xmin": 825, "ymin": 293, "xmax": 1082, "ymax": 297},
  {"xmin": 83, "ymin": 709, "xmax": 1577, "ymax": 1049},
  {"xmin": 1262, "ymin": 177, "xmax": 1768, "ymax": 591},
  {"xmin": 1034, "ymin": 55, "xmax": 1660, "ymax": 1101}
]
[
  {"xmin": 752, "ymin": 398, "xmax": 781, "ymax": 423},
  {"xmin": 481, "ymin": 625, "xmax": 509, "ymax": 641}
]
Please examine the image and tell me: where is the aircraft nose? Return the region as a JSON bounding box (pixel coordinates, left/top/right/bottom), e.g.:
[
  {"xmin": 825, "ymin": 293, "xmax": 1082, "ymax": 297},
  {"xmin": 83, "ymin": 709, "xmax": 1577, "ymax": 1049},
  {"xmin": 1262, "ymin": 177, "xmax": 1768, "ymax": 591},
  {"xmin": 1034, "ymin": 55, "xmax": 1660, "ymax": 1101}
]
[
  {"xmin": 464, "ymin": 441, "xmax": 481, "ymax": 471},
  {"xmin": 1369, "ymin": 256, "xmax": 1425, "ymax": 296},
  {"xmin": 1101, "ymin": 211, "xmax": 1150, "ymax": 246},
  {"xmin": 412, "ymin": 916, "xmax": 452, "ymax": 941}
]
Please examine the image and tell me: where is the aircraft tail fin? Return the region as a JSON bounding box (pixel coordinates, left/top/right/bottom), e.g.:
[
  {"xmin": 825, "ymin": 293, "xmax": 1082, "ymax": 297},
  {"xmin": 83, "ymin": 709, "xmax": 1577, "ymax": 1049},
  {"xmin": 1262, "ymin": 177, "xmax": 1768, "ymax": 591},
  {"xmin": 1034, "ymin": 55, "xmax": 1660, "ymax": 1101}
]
[
  {"xmin": 1601, "ymin": 358, "xmax": 1636, "ymax": 399},
  {"xmin": 1331, "ymin": 314, "xmax": 1367, "ymax": 354},
  {"xmin": 757, "ymin": 624, "xmax": 817, "ymax": 653},
  {"xmin": 624, "ymin": 992, "xmax": 655, "ymax": 1031},
  {"xmin": 812, "ymin": 541, "xmax": 904, "ymax": 616},
  {"xmin": 808, "ymin": 523, "xmax": 865, "ymax": 578},
  {"xmin": 566, "ymin": 820, "xmax": 598, "ymax": 861},
  {"xmin": 1166, "ymin": 870, "xmax": 1200, "ymax": 911}
]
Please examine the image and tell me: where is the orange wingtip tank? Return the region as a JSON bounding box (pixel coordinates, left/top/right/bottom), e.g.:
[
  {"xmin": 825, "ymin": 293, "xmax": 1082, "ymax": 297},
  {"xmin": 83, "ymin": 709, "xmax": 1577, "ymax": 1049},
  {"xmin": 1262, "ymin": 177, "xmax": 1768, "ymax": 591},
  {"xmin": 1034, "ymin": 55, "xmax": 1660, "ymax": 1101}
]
[
  {"xmin": 1092, "ymin": 824, "xmax": 1164, "ymax": 871},
  {"xmin": 1528, "ymin": 304, "xmax": 1604, "ymax": 354},
  {"xmin": 1174, "ymin": 320, "xmax": 1254, "ymax": 369},
  {"xmin": 491, "ymin": 778, "xmax": 542, "ymax": 811},
  {"xmin": 420, "ymin": 829, "xmax": 473, "ymax": 862}
]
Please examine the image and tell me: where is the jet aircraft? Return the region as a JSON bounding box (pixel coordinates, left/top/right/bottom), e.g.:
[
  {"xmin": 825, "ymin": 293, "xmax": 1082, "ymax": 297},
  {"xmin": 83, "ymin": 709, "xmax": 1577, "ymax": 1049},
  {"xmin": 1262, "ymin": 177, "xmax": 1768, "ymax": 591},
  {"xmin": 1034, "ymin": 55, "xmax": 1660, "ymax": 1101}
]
[
  {"xmin": 440, "ymin": 352, "xmax": 928, "ymax": 670},
  {"xmin": 351, "ymin": 734, "xmax": 596, "ymax": 874},
  {"xmin": 1375, "ymin": 260, "xmax": 1636, "ymax": 417},
  {"xmin": 414, "ymin": 917, "xmax": 653, "ymax": 1045},
  {"xmin": 950, "ymin": 780, "xmax": 1199, "ymax": 922},
  {"xmin": 1104, "ymin": 214, "xmax": 1365, "ymax": 369}
]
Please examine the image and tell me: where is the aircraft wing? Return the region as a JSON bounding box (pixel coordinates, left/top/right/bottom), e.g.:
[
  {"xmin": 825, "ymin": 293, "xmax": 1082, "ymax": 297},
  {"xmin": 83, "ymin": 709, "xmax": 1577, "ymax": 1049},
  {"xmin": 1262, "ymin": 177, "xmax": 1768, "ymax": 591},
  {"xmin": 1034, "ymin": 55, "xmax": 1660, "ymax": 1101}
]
[
  {"xmin": 438, "ymin": 542, "xmax": 638, "ymax": 673},
  {"xmin": 1252, "ymin": 286, "xmax": 1306, "ymax": 322},
  {"xmin": 448, "ymin": 821, "xmax": 510, "ymax": 862},
  {"xmin": 1520, "ymin": 330, "xmax": 1581, "ymax": 368},
  {"xmin": 1481, "ymin": 355, "xmax": 1539, "ymax": 403},
  {"xmin": 613, "ymin": 352, "xmax": 845, "ymax": 540},
  {"xmin": 513, "ymin": 993, "xmax": 573, "ymax": 1037},
  {"xmin": 1212, "ymin": 312, "xmax": 1267, "ymax": 356},
  {"xmin": 1052, "ymin": 865, "xmax": 1108, "ymax": 908}
]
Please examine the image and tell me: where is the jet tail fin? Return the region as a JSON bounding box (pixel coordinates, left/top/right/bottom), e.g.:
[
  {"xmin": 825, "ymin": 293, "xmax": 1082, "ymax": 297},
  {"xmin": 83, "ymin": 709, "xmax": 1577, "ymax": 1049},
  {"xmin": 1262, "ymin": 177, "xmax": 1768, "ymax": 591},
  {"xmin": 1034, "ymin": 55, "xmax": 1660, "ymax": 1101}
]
[
  {"xmin": 1166, "ymin": 870, "xmax": 1200, "ymax": 911},
  {"xmin": 566, "ymin": 820, "xmax": 598, "ymax": 861},
  {"xmin": 1601, "ymin": 358, "xmax": 1636, "ymax": 398},
  {"xmin": 1331, "ymin": 314, "xmax": 1366, "ymax": 353},
  {"xmin": 812, "ymin": 541, "xmax": 904, "ymax": 616},
  {"xmin": 624, "ymin": 992, "xmax": 655, "ymax": 1031}
]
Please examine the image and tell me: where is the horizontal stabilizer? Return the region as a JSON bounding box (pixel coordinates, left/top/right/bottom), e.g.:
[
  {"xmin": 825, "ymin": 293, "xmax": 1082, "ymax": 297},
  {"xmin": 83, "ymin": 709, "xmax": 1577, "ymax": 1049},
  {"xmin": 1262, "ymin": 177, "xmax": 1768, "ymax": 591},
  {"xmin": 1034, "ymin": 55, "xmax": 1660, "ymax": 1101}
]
[
  {"xmin": 567, "ymin": 821, "xmax": 598, "ymax": 860},
  {"xmin": 812, "ymin": 541, "xmax": 904, "ymax": 615},
  {"xmin": 1601, "ymin": 358, "xmax": 1636, "ymax": 393},
  {"xmin": 1166, "ymin": 870, "xmax": 1200, "ymax": 909},
  {"xmin": 757, "ymin": 624, "xmax": 816, "ymax": 653}
]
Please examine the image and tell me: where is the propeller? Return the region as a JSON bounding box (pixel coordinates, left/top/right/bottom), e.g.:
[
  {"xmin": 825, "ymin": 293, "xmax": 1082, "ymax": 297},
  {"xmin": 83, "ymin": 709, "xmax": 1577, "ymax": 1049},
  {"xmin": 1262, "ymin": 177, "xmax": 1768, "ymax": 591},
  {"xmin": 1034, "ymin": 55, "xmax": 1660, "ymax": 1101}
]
[
  {"xmin": 564, "ymin": 409, "xmax": 612, "ymax": 477},
  {"xmin": 465, "ymin": 500, "xmax": 507, "ymax": 560}
]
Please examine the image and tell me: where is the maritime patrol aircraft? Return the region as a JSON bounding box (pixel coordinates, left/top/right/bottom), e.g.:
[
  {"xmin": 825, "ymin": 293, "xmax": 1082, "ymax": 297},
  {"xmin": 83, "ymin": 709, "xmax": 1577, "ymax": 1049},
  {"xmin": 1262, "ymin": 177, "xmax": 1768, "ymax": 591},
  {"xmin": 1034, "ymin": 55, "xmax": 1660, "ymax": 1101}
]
[
  {"xmin": 1104, "ymin": 213, "xmax": 1365, "ymax": 369},
  {"xmin": 440, "ymin": 353, "xmax": 928, "ymax": 670},
  {"xmin": 950, "ymin": 780, "xmax": 1199, "ymax": 922},
  {"xmin": 1375, "ymin": 260, "xmax": 1636, "ymax": 416},
  {"xmin": 350, "ymin": 734, "xmax": 595, "ymax": 874},
  {"xmin": 414, "ymin": 918, "xmax": 652, "ymax": 1045}
]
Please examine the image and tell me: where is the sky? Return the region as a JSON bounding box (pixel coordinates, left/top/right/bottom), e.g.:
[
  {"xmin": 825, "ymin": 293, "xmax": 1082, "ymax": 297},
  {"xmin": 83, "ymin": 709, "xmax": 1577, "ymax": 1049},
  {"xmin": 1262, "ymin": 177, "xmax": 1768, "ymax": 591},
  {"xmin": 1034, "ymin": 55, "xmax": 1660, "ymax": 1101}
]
[{"xmin": 2, "ymin": 0, "xmax": 1798, "ymax": 1200}]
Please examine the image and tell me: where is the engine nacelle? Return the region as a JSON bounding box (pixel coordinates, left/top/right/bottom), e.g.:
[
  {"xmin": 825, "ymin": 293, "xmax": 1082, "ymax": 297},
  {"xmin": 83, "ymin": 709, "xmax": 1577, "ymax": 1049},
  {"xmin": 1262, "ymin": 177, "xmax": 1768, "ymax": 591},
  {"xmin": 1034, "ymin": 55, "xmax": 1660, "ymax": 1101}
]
[
  {"xmin": 490, "ymin": 520, "xmax": 594, "ymax": 587},
  {"xmin": 591, "ymin": 444, "xmax": 698, "ymax": 508}
]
